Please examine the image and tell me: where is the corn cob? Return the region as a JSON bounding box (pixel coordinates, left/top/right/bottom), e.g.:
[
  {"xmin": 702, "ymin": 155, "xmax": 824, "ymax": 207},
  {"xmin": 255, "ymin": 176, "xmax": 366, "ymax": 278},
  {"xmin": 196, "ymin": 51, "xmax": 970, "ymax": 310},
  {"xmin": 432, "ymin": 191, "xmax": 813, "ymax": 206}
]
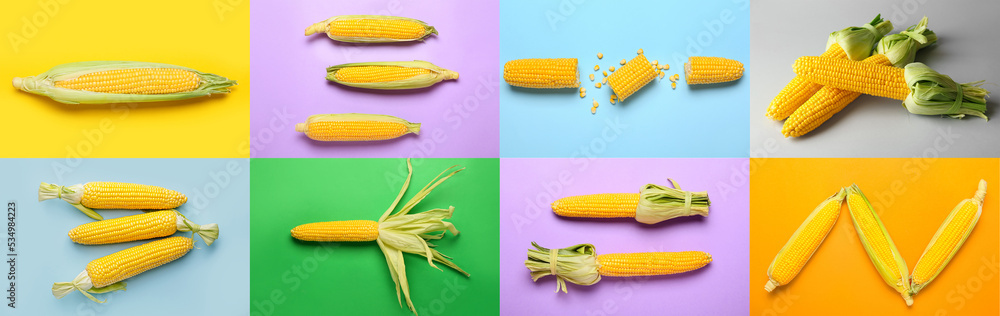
[
  {"xmin": 289, "ymin": 159, "xmax": 468, "ymax": 314},
  {"xmin": 326, "ymin": 61, "xmax": 458, "ymax": 90},
  {"xmin": 526, "ymin": 242, "xmax": 711, "ymax": 293},
  {"xmin": 305, "ymin": 15, "xmax": 437, "ymax": 43},
  {"xmin": 766, "ymin": 44, "xmax": 849, "ymax": 120},
  {"xmin": 607, "ymin": 54, "xmax": 657, "ymax": 102},
  {"xmin": 910, "ymin": 180, "xmax": 987, "ymax": 296},
  {"xmin": 52, "ymin": 237, "xmax": 195, "ymax": 303},
  {"xmin": 765, "ymin": 188, "xmax": 845, "ymax": 292},
  {"xmin": 503, "ymin": 58, "xmax": 579, "ymax": 89},
  {"xmin": 846, "ymin": 184, "xmax": 912, "ymax": 306},
  {"xmin": 683, "ymin": 57, "xmax": 744, "ymax": 85},
  {"xmin": 13, "ymin": 61, "xmax": 235, "ymax": 104},
  {"xmin": 39, "ymin": 182, "xmax": 187, "ymax": 220},
  {"xmin": 68, "ymin": 210, "xmax": 219, "ymax": 246},
  {"xmin": 551, "ymin": 179, "xmax": 710, "ymax": 224},
  {"xmin": 294, "ymin": 113, "xmax": 420, "ymax": 142}
]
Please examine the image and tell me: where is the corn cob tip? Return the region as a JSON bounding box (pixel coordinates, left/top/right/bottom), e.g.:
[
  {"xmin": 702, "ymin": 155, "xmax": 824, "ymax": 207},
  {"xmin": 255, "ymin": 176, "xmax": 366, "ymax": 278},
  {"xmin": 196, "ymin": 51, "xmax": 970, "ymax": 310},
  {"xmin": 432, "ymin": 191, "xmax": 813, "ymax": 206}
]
[
  {"xmin": 764, "ymin": 279, "xmax": 778, "ymax": 292},
  {"xmin": 12, "ymin": 77, "xmax": 23, "ymax": 89},
  {"xmin": 304, "ymin": 22, "xmax": 327, "ymax": 36},
  {"xmin": 294, "ymin": 123, "xmax": 307, "ymax": 133},
  {"xmin": 444, "ymin": 70, "xmax": 459, "ymax": 80},
  {"xmin": 903, "ymin": 293, "xmax": 913, "ymax": 306},
  {"xmin": 974, "ymin": 179, "xmax": 987, "ymax": 203}
]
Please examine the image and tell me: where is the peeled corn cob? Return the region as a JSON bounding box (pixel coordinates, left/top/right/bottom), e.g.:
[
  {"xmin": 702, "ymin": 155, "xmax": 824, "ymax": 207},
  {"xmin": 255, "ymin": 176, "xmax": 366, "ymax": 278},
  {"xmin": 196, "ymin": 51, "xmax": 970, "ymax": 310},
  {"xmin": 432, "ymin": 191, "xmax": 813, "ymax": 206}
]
[
  {"xmin": 526, "ymin": 242, "xmax": 712, "ymax": 293},
  {"xmin": 846, "ymin": 184, "xmax": 912, "ymax": 306},
  {"xmin": 68, "ymin": 210, "xmax": 218, "ymax": 246},
  {"xmin": 910, "ymin": 180, "xmax": 987, "ymax": 296},
  {"xmin": 295, "ymin": 113, "xmax": 420, "ymax": 142},
  {"xmin": 39, "ymin": 182, "xmax": 187, "ymax": 220},
  {"xmin": 305, "ymin": 15, "xmax": 437, "ymax": 43},
  {"xmin": 765, "ymin": 188, "xmax": 845, "ymax": 292},
  {"xmin": 551, "ymin": 179, "xmax": 710, "ymax": 224},
  {"xmin": 326, "ymin": 61, "xmax": 458, "ymax": 90},
  {"xmin": 52, "ymin": 236, "xmax": 196, "ymax": 303},
  {"xmin": 289, "ymin": 159, "xmax": 468, "ymax": 314},
  {"xmin": 607, "ymin": 54, "xmax": 657, "ymax": 102},
  {"xmin": 684, "ymin": 57, "xmax": 744, "ymax": 85},
  {"xmin": 13, "ymin": 61, "xmax": 235, "ymax": 104},
  {"xmin": 503, "ymin": 58, "xmax": 579, "ymax": 89}
]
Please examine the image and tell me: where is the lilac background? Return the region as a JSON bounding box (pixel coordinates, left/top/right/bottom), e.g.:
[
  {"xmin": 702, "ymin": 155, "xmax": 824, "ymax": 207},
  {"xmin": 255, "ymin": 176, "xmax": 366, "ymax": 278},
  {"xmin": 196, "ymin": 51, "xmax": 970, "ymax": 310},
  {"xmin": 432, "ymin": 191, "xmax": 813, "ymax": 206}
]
[
  {"xmin": 249, "ymin": 0, "xmax": 499, "ymax": 158},
  {"xmin": 499, "ymin": 158, "xmax": 750, "ymax": 315}
]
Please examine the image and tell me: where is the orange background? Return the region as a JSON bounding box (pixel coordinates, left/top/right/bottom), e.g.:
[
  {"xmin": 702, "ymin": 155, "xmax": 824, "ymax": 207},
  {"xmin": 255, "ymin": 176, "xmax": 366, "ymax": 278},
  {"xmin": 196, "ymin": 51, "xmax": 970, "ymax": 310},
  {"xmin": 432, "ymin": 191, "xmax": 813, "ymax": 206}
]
[{"xmin": 750, "ymin": 158, "xmax": 999, "ymax": 315}]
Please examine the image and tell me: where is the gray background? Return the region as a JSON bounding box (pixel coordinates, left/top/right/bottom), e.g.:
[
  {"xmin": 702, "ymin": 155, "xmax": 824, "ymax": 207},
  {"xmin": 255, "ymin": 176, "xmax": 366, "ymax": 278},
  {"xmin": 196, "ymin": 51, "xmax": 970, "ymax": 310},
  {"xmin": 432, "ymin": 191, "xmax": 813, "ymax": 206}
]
[{"xmin": 750, "ymin": 0, "xmax": 1000, "ymax": 157}]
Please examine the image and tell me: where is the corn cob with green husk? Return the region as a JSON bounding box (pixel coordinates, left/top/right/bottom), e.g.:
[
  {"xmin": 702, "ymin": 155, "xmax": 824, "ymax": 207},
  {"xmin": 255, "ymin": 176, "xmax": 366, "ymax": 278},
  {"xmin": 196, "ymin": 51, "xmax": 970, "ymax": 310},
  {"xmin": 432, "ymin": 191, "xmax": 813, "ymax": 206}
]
[
  {"xmin": 295, "ymin": 113, "xmax": 420, "ymax": 142},
  {"xmin": 764, "ymin": 188, "xmax": 845, "ymax": 292},
  {"xmin": 550, "ymin": 179, "xmax": 710, "ymax": 224},
  {"xmin": 910, "ymin": 180, "xmax": 987, "ymax": 296},
  {"xmin": 305, "ymin": 15, "xmax": 437, "ymax": 43},
  {"xmin": 39, "ymin": 182, "xmax": 187, "ymax": 220},
  {"xmin": 326, "ymin": 61, "xmax": 458, "ymax": 90},
  {"xmin": 68, "ymin": 210, "xmax": 218, "ymax": 246},
  {"xmin": 846, "ymin": 184, "xmax": 913, "ymax": 306},
  {"xmin": 290, "ymin": 159, "xmax": 468, "ymax": 314},
  {"xmin": 525, "ymin": 242, "xmax": 712, "ymax": 293},
  {"xmin": 13, "ymin": 61, "xmax": 235, "ymax": 104}
]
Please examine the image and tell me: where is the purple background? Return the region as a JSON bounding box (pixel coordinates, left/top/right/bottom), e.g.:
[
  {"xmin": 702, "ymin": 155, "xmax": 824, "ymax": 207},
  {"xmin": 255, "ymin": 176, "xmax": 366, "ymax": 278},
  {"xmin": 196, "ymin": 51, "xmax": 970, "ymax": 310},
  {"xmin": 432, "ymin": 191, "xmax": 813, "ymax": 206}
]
[
  {"xmin": 500, "ymin": 158, "xmax": 750, "ymax": 315},
  {"xmin": 249, "ymin": 0, "xmax": 499, "ymax": 158}
]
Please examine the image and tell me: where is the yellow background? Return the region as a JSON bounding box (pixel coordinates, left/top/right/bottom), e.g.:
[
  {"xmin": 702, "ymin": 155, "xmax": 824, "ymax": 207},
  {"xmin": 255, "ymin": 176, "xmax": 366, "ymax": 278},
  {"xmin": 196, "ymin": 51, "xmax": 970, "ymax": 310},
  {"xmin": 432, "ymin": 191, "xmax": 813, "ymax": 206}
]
[
  {"xmin": 0, "ymin": 0, "xmax": 249, "ymax": 157},
  {"xmin": 750, "ymin": 158, "xmax": 999, "ymax": 315}
]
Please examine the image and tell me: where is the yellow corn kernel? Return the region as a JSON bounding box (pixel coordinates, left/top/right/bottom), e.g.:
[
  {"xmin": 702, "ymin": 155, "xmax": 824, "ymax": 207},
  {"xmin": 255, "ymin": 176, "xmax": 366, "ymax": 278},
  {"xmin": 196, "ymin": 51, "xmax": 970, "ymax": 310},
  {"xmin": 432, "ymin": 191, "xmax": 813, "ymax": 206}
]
[
  {"xmin": 597, "ymin": 251, "xmax": 711, "ymax": 277},
  {"xmin": 54, "ymin": 68, "xmax": 200, "ymax": 94},
  {"xmin": 594, "ymin": 65, "xmax": 600, "ymax": 71},
  {"xmin": 671, "ymin": 82, "xmax": 677, "ymax": 89},
  {"xmin": 69, "ymin": 211, "xmax": 176, "ymax": 245},
  {"xmin": 291, "ymin": 220, "xmax": 380, "ymax": 242},
  {"xmin": 847, "ymin": 185, "xmax": 912, "ymax": 305},
  {"xmin": 637, "ymin": 48, "xmax": 644, "ymax": 55},
  {"xmin": 603, "ymin": 71, "xmax": 608, "ymax": 77},
  {"xmin": 597, "ymin": 52, "xmax": 603, "ymax": 59},
  {"xmin": 592, "ymin": 99, "xmax": 598, "ymax": 108},
  {"xmin": 503, "ymin": 58, "xmax": 579, "ymax": 89},
  {"xmin": 911, "ymin": 180, "xmax": 987, "ymax": 295},
  {"xmin": 793, "ymin": 56, "xmax": 909, "ymax": 100},
  {"xmin": 306, "ymin": 15, "xmax": 437, "ymax": 43},
  {"xmin": 87, "ymin": 237, "xmax": 194, "ymax": 288},
  {"xmin": 653, "ymin": 60, "xmax": 658, "ymax": 66},
  {"xmin": 552, "ymin": 193, "xmax": 639, "ymax": 218},
  {"xmin": 607, "ymin": 54, "xmax": 658, "ymax": 102},
  {"xmin": 589, "ymin": 74, "xmax": 595, "ymax": 81},
  {"xmin": 620, "ymin": 59, "xmax": 627, "ymax": 65},
  {"xmin": 602, "ymin": 77, "xmax": 608, "ymax": 85},
  {"xmin": 610, "ymin": 95, "xmax": 617, "ymax": 105},
  {"xmin": 82, "ymin": 182, "xmax": 186, "ymax": 210},
  {"xmin": 327, "ymin": 61, "xmax": 457, "ymax": 90},
  {"xmin": 684, "ymin": 56, "xmax": 744, "ymax": 85},
  {"xmin": 295, "ymin": 113, "xmax": 419, "ymax": 142},
  {"xmin": 580, "ymin": 91, "xmax": 586, "ymax": 98},
  {"xmin": 766, "ymin": 43, "xmax": 849, "ymax": 121},
  {"xmin": 609, "ymin": 66, "xmax": 615, "ymax": 72},
  {"xmin": 659, "ymin": 71, "xmax": 665, "ymax": 79},
  {"xmin": 663, "ymin": 64, "xmax": 670, "ymax": 70},
  {"xmin": 595, "ymin": 82, "xmax": 601, "ymax": 88},
  {"xmin": 590, "ymin": 107, "xmax": 596, "ymax": 114},
  {"xmin": 765, "ymin": 189, "xmax": 845, "ymax": 292}
]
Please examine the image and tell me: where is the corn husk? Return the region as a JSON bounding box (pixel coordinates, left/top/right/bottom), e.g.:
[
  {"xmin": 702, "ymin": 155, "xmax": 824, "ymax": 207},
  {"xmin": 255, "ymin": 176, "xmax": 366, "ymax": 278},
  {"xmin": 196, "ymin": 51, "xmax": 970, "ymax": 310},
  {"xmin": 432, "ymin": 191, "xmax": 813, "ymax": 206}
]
[
  {"xmin": 846, "ymin": 184, "xmax": 913, "ymax": 306},
  {"xmin": 909, "ymin": 180, "xmax": 986, "ymax": 296},
  {"xmin": 305, "ymin": 15, "xmax": 438, "ymax": 43},
  {"xmin": 876, "ymin": 16, "xmax": 937, "ymax": 68},
  {"xmin": 525, "ymin": 242, "xmax": 600, "ymax": 293},
  {"xmin": 902, "ymin": 63, "xmax": 988, "ymax": 120},
  {"xmin": 12, "ymin": 61, "xmax": 235, "ymax": 104},
  {"xmin": 326, "ymin": 60, "xmax": 458, "ymax": 90},
  {"xmin": 38, "ymin": 182, "xmax": 102, "ymax": 220},
  {"xmin": 634, "ymin": 179, "xmax": 710, "ymax": 224},
  {"xmin": 294, "ymin": 113, "xmax": 421, "ymax": 141},
  {"xmin": 826, "ymin": 14, "xmax": 894, "ymax": 61},
  {"xmin": 52, "ymin": 271, "xmax": 126, "ymax": 303}
]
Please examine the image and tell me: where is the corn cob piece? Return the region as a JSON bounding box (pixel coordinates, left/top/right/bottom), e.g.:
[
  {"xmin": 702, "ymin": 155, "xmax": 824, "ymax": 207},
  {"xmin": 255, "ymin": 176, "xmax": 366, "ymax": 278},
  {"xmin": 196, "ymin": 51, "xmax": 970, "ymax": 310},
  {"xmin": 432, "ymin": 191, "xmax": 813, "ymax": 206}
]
[
  {"xmin": 684, "ymin": 57, "xmax": 744, "ymax": 85},
  {"xmin": 765, "ymin": 188, "xmax": 846, "ymax": 292},
  {"xmin": 326, "ymin": 60, "xmax": 457, "ymax": 90},
  {"xmin": 525, "ymin": 242, "xmax": 711, "ymax": 293},
  {"xmin": 551, "ymin": 179, "xmax": 710, "ymax": 224},
  {"xmin": 52, "ymin": 237, "xmax": 196, "ymax": 303},
  {"xmin": 305, "ymin": 15, "xmax": 437, "ymax": 43},
  {"xmin": 13, "ymin": 61, "xmax": 235, "ymax": 104},
  {"xmin": 295, "ymin": 113, "xmax": 420, "ymax": 142},
  {"xmin": 289, "ymin": 159, "xmax": 468, "ymax": 314},
  {"xmin": 846, "ymin": 184, "xmax": 912, "ymax": 306},
  {"xmin": 910, "ymin": 180, "xmax": 987, "ymax": 296},
  {"xmin": 503, "ymin": 58, "xmax": 579, "ymax": 89},
  {"xmin": 39, "ymin": 182, "xmax": 187, "ymax": 220},
  {"xmin": 607, "ymin": 54, "xmax": 657, "ymax": 102},
  {"xmin": 68, "ymin": 210, "xmax": 219, "ymax": 246}
]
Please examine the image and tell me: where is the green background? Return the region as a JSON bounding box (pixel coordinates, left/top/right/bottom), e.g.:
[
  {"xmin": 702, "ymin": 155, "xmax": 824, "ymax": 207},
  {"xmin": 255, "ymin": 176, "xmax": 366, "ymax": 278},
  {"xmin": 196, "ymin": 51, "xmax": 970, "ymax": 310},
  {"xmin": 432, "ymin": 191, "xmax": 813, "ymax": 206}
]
[{"xmin": 249, "ymin": 158, "xmax": 499, "ymax": 316}]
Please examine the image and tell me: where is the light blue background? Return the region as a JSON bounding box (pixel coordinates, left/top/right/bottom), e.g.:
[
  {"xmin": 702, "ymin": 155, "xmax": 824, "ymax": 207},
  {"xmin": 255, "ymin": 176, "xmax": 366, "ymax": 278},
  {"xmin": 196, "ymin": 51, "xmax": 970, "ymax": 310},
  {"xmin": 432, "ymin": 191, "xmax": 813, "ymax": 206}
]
[
  {"xmin": 2, "ymin": 159, "xmax": 249, "ymax": 315},
  {"xmin": 500, "ymin": 0, "xmax": 750, "ymax": 157}
]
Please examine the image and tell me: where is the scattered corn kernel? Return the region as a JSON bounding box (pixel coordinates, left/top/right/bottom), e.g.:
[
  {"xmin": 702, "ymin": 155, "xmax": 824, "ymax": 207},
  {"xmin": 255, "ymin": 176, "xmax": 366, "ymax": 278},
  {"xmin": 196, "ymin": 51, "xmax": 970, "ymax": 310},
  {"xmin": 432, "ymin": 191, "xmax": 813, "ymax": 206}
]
[
  {"xmin": 594, "ymin": 65, "xmax": 600, "ymax": 71},
  {"xmin": 610, "ymin": 96, "xmax": 617, "ymax": 105},
  {"xmin": 580, "ymin": 91, "xmax": 586, "ymax": 98},
  {"xmin": 595, "ymin": 82, "xmax": 601, "ymax": 88},
  {"xmin": 609, "ymin": 66, "xmax": 615, "ymax": 72},
  {"xmin": 603, "ymin": 71, "xmax": 608, "ymax": 77},
  {"xmin": 589, "ymin": 74, "xmax": 595, "ymax": 81},
  {"xmin": 664, "ymin": 64, "xmax": 670, "ymax": 70},
  {"xmin": 673, "ymin": 74, "xmax": 680, "ymax": 81},
  {"xmin": 637, "ymin": 48, "xmax": 644, "ymax": 54},
  {"xmin": 671, "ymin": 82, "xmax": 677, "ymax": 89},
  {"xmin": 620, "ymin": 59, "xmax": 627, "ymax": 65},
  {"xmin": 602, "ymin": 77, "xmax": 608, "ymax": 85},
  {"xmin": 597, "ymin": 53, "xmax": 603, "ymax": 59},
  {"xmin": 653, "ymin": 60, "xmax": 659, "ymax": 66},
  {"xmin": 659, "ymin": 71, "xmax": 665, "ymax": 79},
  {"xmin": 593, "ymin": 99, "xmax": 598, "ymax": 107},
  {"xmin": 591, "ymin": 106, "xmax": 597, "ymax": 114}
]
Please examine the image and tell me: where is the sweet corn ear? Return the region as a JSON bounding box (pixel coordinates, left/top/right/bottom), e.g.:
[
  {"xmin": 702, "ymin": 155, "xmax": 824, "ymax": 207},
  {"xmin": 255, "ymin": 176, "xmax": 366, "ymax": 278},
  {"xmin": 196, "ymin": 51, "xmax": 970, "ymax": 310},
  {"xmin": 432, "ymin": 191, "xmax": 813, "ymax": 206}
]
[
  {"xmin": 305, "ymin": 15, "xmax": 437, "ymax": 43},
  {"xmin": 910, "ymin": 180, "xmax": 987, "ymax": 295},
  {"xmin": 847, "ymin": 184, "xmax": 912, "ymax": 306},
  {"xmin": 765, "ymin": 188, "xmax": 845, "ymax": 292},
  {"xmin": 295, "ymin": 113, "xmax": 420, "ymax": 142},
  {"xmin": 597, "ymin": 251, "xmax": 712, "ymax": 277},
  {"xmin": 326, "ymin": 61, "xmax": 458, "ymax": 90}
]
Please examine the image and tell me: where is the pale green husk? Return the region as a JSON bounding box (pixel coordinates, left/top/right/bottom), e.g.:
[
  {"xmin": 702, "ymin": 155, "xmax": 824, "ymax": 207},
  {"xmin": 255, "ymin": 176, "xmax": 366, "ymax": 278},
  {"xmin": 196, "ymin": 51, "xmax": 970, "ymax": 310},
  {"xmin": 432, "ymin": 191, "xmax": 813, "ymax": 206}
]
[
  {"xmin": 902, "ymin": 63, "xmax": 988, "ymax": 120},
  {"xmin": 634, "ymin": 179, "xmax": 710, "ymax": 224},
  {"xmin": 294, "ymin": 113, "xmax": 421, "ymax": 139},
  {"xmin": 876, "ymin": 16, "xmax": 937, "ymax": 67},
  {"xmin": 326, "ymin": 60, "xmax": 458, "ymax": 90},
  {"xmin": 52, "ymin": 271, "xmax": 126, "ymax": 303},
  {"xmin": 305, "ymin": 15, "xmax": 438, "ymax": 43},
  {"xmin": 826, "ymin": 14, "xmax": 894, "ymax": 61},
  {"xmin": 525, "ymin": 242, "xmax": 600, "ymax": 293},
  {"xmin": 846, "ymin": 184, "xmax": 913, "ymax": 306},
  {"xmin": 13, "ymin": 61, "xmax": 236, "ymax": 104},
  {"xmin": 764, "ymin": 188, "xmax": 845, "ymax": 293},
  {"xmin": 38, "ymin": 182, "xmax": 102, "ymax": 220},
  {"xmin": 909, "ymin": 180, "xmax": 986, "ymax": 296},
  {"xmin": 175, "ymin": 210, "xmax": 220, "ymax": 246}
]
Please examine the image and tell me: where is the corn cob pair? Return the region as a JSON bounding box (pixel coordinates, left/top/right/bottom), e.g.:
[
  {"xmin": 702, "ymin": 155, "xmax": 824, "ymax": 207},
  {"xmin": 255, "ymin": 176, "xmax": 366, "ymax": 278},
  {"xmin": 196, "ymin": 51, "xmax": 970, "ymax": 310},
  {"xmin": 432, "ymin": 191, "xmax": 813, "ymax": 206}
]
[
  {"xmin": 39, "ymin": 182, "xmax": 187, "ymax": 220},
  {"xmin": 295, "ymin": 113, "xmax": 420, "ymax": 142},
  {"xmin": 525, "ymin": 242, "xmax": 712, "ymax": 293},
  {"xmin": 551, "ymin": 179, "xmax": 710, "ymax": 224},
  {"xmin": 69, "ymin": 210, "xmax": 219, "ymax": 246},
  {"xmin": 326, "ymin": 60, "xmax": 458, "ymax": 90},
  {"xmin": 306, "ymin": 15, "xmax": 437, "ymax": 43},
  {"xmin": 290, "ymin": 159, "xmax": 468, "ymax": 314}
]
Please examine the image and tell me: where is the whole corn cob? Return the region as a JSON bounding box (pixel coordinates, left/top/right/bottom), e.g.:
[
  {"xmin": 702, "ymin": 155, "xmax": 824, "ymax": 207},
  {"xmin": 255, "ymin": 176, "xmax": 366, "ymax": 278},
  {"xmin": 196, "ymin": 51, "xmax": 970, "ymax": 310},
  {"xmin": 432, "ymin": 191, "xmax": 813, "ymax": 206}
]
[
  {"xmin": 13, "ymin": 61, "xmax": 235, "ymax": 104},
  {"xmin": 765, "ymin": 188, "xmax": 845, "ymax": 292},
  {"xmin": 326, "ymin": 60, "xmax": 458, "ymax": 90},
  {"xmin": 551, "ymin": 179, "xmax": 710, "ymax": 224},
  {"xmin": 683, "ymin": 57, "xmax": 744, "ymax": 85},
  {"xmin": 607, "ymin": 54, "xmax": 657, "ymax": 102},
  {"xmin": 503, "ymin": 58, "xmax": 579, "ymax": 89},
  {"xmin": 910, "ymin": 180, "xmax": 987, "ymax": 296},
  {"xmin": 525, "ymin": 242, "xmax": 712, "ymax": 293},
  {"xmin": 305, "ymin": 15, "xmax": 437, "ymax": 43},
  {"xmin": 294, "ymin": 113, "xmax": 420, "ymax": 142},
  {"xmin": 846, "ymin": 184, "xmax": 912, "ymax": 306},
  {"xmin": 39, "ymin": 182, "xmax": 187, "ymax": 220},
  {"xmin": 289, "ymin": 159, "xmax": 468, "ymax": 314},
  {"xmin": 68, "ymin": 210, "xmax": 219, "ymax": 246},
  {"xmin": 52, "ymin": 236, "xmax": 196, "ymax": 303}
]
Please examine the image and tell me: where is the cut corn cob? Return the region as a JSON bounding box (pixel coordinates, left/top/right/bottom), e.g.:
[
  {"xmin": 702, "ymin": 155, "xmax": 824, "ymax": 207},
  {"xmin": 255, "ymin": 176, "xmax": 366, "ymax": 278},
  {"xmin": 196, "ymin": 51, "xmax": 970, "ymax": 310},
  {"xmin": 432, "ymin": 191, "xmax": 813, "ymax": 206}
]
[
  {"xmin": 607, "ymin": 54, "xmax": 657, "ymax": 102},
  {"xmin": 289, "ymin": 159, "xmax": 468, "ymax": 314},
  {"xmin": 551, "ymin": 179, "xmax": 710, "ymax": 224},
  {"xmin": 52, "ymin": 236, "xmax": 196, "ymax": 303},
  {"xmin": 13, "ymin": 61, "xmax": 235, "ymax": 104},
  {"xmin": 910, "ymin": 180, "xmax": 987, "ymax": 296},
  {"xmin": 295, "ymin": 113, "xmax": 420, "ymax": 142},
  {"xmin": 68, "ymin": 210, "xmax": 218, "ymax": 246},
  {"xmin": 765, "ymin": 188, "xmax": 845, "ymax": 292},
  {"xmin": 684, "ymin": 57, "xmax": 743, "ymax": 85},
  {"xmin": 503, "ymin": 58, "xmax": 579, "ymax": 89},
  {"xmin": 39, "ymin": 182, "xmax": 187, "ymax": 220},
  {"xmin": 526, "ymin": 242, "xmax": 711, "ymax": 293},
  {"xmin": 846, "ymin": 184, "xmax": 912, "ymax": 306},
  {"xmin": 327, "ymin": 61, "xmax": 457, "ymax": 90},
  {"xmin": 305, "ymin": 15, "xmax": 437, "ymax": 43}
]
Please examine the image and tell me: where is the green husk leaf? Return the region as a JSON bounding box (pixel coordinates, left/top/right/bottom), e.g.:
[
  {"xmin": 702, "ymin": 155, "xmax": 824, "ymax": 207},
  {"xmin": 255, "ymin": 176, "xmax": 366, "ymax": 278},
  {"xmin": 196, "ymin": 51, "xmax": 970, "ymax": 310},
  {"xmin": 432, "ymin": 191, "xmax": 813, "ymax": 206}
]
[
  {"xmin": 846, "ymin": 184, "xmax": 913, "ymax": 306},
  {"xmin": 326, "ymin": 60, "xmax": 458, "ymax": 90},
  {"xmin": 634, "ymin": 179, "xmax": 710, "ymax": 224},
  {"xmin": 876, "ymin": 17, "xmax": 937, "ymax": 68},
  {"xmin": 909, "ymin": 180, "xmax": 986, "ymax": 296},
  {"xmin": 305, "ymin": 15, "xmax": 438, "ymax": 43},
  {"xmin": 52, "ymin": 271, "xmax": 126, "ymax": 303},
  {"xmin": 902, "ymin": 63, "xmax": 988, "ymax": 120},
  {"xmin": 37, "ymin": 182, "xmax": 102, "ymax": 220},
  {"xmin": 826, "ymin": 14, "xmax": 894, "ymax": 61},
  {"xmin": 525, "ymin": 242, "xmax": 600, "ymax": 293}
]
